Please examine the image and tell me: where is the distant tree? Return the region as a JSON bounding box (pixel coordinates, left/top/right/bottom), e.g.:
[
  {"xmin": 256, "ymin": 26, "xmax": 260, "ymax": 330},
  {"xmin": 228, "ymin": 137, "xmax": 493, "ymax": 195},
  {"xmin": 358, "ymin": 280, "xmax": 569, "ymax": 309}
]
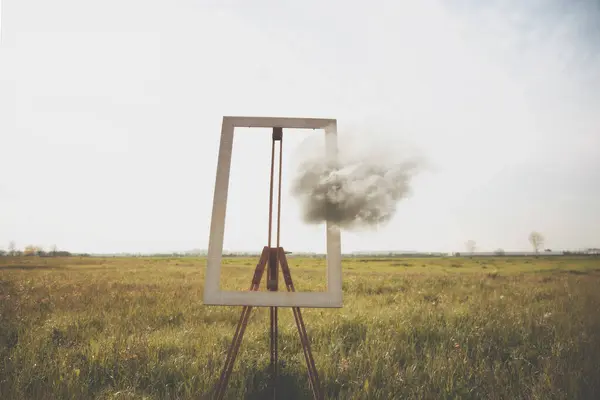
[
  {"xmin": 465, "ymin": 240, "xmax": 476, "ymax": 255},
  {"xmin": 21, "ymin": 245, "xmax": 45, "ymax": 256},
  {"xmin": 0, "ymin": 249, "xmax": 6, "ymax": 257},
  {"xmin": 529, "ymin": 231, "xmax": 545, "ymax": 254},
  {"xmin": 8, "ymin": 241, "xmax": 16, "ymax": 256},
  {"xmin": 51, "ymin": 244, "xmax": 58, "ymax": 256},
  {"xmin": 23, "ymin": 245, "xmax": 37, "ymax": 256},
  {"xmin": 35, "ymin": 246, "xmax": 45, "ymax": 257},
  {"xmin": 494, "ymin": 248, "xmax": 505, "ymax": 256}
]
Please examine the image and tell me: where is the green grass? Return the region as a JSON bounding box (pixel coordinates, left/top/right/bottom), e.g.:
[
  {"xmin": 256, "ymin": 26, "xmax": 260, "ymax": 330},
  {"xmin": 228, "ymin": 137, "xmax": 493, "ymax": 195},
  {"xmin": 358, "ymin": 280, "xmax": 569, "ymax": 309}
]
[{"xmin": 1, "ymin": 255, "xmax": 600, "ymax": 399}]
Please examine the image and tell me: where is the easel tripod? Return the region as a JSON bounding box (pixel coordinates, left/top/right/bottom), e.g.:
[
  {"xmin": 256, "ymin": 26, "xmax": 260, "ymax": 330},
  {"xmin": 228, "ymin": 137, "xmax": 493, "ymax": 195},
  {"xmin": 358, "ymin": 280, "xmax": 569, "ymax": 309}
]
[{"xmin": 213, "ymin": 128, "xmax": 323, "ymax": 400}]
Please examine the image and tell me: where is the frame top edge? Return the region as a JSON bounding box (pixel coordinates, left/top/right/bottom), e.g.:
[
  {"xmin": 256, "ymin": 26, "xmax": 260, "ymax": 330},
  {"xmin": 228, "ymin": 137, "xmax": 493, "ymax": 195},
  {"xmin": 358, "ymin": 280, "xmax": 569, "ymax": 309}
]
[
  {"xmin": 223, "ymin": 116, "xmax": 336, "ymax": 121},
  {"xmin": 223, "ymin": 116, "xmax": 337, "ymax": 127}
]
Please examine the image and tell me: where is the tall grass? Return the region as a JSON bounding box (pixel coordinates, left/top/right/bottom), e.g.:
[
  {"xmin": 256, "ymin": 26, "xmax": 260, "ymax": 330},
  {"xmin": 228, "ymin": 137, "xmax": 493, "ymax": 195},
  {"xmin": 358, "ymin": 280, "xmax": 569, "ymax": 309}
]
[{"xmin": 1, "ymin": 256, "xmax": 599, "ymax": 399}]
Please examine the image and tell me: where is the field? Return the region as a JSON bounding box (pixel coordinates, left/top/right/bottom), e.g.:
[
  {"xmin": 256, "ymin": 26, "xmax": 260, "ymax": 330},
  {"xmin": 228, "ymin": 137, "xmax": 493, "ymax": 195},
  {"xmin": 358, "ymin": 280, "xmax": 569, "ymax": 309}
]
[{"xmin": 1, "ymin": 255, "xmax": 600, "ymax": 399}]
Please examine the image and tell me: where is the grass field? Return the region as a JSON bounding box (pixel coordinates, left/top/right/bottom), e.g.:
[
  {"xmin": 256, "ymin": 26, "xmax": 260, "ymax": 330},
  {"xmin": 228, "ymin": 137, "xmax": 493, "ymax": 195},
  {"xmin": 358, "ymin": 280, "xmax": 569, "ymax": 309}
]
[{"xmin": 1, "ymin": 255, "xmax": 600, "ymax": 399}]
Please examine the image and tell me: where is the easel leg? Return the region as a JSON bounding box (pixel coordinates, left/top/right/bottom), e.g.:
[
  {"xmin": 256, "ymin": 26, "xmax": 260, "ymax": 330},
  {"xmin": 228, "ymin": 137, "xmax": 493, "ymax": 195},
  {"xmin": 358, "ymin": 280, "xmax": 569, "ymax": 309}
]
[
  {"xmin": 267, "ymin": 247, "xmax": 279, "ymax": 399},
  {"xmin": 278, "ymin": 248, "xmax": 323, "ymax": 400},
  {"xmin": 292, "ymin": 307, "xmax": 322, "ymax": 399},
  {"xmin": 215, "ymin": 305, "xmax": 253, "ymax": 400},
  {"xmin": 213, "ymin": 248, "xmax": 269, "ymax": 400},
  {"xmin": 269, "ymin": 306, "xmax": 278, "ymax": 398}
]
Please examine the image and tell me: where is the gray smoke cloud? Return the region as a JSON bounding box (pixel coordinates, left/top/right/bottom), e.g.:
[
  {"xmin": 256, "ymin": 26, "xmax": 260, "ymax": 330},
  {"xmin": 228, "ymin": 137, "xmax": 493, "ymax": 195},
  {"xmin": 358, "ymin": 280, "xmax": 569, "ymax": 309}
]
[{"xmin": 290, "ymin": 134, "xmax": 422, "ymax": 230}]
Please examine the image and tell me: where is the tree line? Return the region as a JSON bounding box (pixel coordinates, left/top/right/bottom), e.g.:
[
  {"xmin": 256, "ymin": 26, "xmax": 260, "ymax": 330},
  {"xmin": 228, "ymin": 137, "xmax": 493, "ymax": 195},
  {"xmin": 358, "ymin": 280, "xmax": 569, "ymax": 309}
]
[
  {"xmin": 463, "ymin": 231, "xmax": 599, "ymax": 256},
  {"xmin": 463, "ymin": 231, "xmax": 547, "ymax": 255},
  {"xmin": 0, "ymin": 241, "xmax": 79, "ymax": 257}
]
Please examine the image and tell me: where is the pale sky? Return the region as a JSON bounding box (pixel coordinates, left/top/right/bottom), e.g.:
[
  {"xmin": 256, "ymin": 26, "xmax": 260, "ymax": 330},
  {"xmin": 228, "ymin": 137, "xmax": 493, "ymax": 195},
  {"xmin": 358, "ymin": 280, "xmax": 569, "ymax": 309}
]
[{"xmin": 0, "ymin": 0, "xmax": 599, "ymax": 254}]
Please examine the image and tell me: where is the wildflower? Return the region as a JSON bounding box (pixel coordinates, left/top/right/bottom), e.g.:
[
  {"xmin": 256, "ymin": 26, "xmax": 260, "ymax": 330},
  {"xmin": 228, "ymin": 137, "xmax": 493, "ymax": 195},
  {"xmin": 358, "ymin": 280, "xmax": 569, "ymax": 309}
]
[
  {"xmin": 395, "ymin": 371, "xmax": 404, "ymax": 382},
  {"xmin": 339, "ymin": 357, "xmax": 350, "ymax": 373}
]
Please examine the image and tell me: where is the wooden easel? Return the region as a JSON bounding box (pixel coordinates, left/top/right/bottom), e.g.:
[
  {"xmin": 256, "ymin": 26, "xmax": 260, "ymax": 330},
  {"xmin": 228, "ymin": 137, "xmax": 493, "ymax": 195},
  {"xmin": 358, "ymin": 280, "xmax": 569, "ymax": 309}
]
[{"xmin": 212, "ymin": 128, "xmax": 322, "ymax": 400}]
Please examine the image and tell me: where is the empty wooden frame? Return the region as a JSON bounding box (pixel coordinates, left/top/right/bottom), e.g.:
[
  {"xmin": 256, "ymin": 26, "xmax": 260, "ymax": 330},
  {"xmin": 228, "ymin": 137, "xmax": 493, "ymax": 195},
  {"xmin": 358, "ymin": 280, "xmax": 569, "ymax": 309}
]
[{"xmin": 203, "ymin": 116, "xmax": 342, "ymax": 308}]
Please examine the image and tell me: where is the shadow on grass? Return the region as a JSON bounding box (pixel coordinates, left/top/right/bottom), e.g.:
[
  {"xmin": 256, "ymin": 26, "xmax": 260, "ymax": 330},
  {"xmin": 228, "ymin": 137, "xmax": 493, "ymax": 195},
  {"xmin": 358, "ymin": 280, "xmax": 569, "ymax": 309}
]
[
  {"xmin": 203, "ymin": 364, "xmax": 315, "ymax": 400},
  {"xmin": 563, "ymin": 269, "xmax": 589, "ymax": 275},
  {"xmin": 530, "ymin": 268, "xmax": 592, "ymax": 276},
  {"xmin": 0, "ymin": 264, "xmax": 67, "ymax": 270},
  {"xmin": 244, "ymin": 369, "xmax": 313, "ymax": 400},
  {"xmin": 74, "ymin": 266, "xmax": 116, "ymax": 271}
]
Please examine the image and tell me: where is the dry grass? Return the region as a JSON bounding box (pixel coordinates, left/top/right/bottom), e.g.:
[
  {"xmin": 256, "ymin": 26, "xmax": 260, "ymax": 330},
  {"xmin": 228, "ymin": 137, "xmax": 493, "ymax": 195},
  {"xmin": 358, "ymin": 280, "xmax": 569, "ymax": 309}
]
[{"xmin": 1, "ymin": 255, "xmax": 600, "ymax": 399}]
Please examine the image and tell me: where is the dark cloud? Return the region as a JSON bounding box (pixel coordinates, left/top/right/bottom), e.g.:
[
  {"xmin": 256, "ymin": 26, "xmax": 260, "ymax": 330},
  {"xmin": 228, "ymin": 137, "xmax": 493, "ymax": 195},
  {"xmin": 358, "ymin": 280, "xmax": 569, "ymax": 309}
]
[{"xmin": 290, "ymin": 136, "xmax": 421, "ymax": 230}]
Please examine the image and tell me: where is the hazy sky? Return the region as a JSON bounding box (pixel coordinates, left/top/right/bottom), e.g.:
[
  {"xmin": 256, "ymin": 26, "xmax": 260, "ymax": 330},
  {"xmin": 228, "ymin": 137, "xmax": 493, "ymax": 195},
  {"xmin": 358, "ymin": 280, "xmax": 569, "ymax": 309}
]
[{"xmin": 1, "ymin": 0, "xmax": 599, "ymax": 254}]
